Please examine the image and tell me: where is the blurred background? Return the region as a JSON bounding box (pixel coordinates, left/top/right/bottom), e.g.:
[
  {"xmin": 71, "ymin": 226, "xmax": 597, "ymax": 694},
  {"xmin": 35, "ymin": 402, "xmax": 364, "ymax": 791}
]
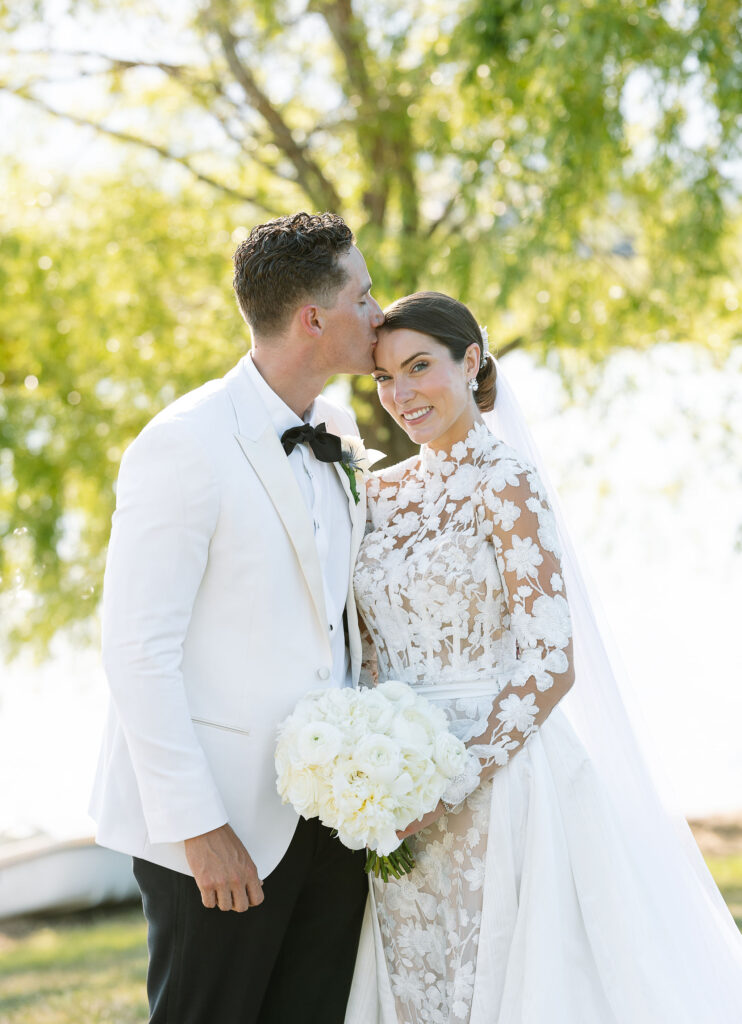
[{"xmin": 1, "ymin": 0, "xmax": 741, "ymax": 1015}]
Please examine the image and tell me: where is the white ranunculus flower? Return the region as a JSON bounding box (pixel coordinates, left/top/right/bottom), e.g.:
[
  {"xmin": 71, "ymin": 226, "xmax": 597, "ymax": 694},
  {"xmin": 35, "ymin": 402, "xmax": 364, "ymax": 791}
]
[
  {"xmin": 362, "ymin": 690, "xmax": 396, "ymax": 732},
  {"xmin": 376, "ymin": 680, "xmax": 417, "ymax": 708},
  {"xmin": 353, "ymin": 732, "xmax": 401, "ymax": 783},
  {"xmin": 393, "ymin": 712, "xmax": 434, "ymax": 755},
  {"xmin": 309, "ymin": 686, "xmax": 353, "ymax": 722},
  {"xmin": 432, "ymin": 729, "xmax": 468, "ymax": 778},
  {"xmin": 284, "ymin": 767, "xmax": 320, "ymax": 817},
  {"xmin": 330, "ymin": 760, "xmax": 364, "ymax": 807},
  {"xmin": 368, "ymin": 826, "xmax": 402, "ymax": 858},
  {"xmin": 274, "ymin": 743, "xmax": 292, "ymax": 781},
  {"xmin": 392, "ymin": 766, "xmax": 416, "ymax": 793},
  {"xmin": 335, "ymin": 825, "xmax": 368, "ymax": 851},
  {"xmin": 404, "ymin": 759, "xmax": 445, "ymax": 813},
  {"xmin": 412, "ymin": 695, "xmax": 448, "ymax": 730},
  {"xmin": 275, "ymin": 721, "xmax": 302, "ymax": 760},
  {"xmin": 296, "ymin": 720, "xmax": 343, "ymax": 766}
]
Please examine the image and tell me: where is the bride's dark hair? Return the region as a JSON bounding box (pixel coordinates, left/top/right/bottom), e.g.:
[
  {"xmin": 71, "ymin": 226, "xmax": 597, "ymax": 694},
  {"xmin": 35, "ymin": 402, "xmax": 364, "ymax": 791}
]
[{"xmin": 381, "ymin": 292, "xmax": 497, "ymax": 412}]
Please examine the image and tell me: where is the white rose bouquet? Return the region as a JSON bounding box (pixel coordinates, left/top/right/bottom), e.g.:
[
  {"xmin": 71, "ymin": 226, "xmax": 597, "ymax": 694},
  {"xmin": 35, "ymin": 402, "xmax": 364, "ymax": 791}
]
[{"xmin": 275, "ymin": 680, "xmax": 472, "ymax": 881}]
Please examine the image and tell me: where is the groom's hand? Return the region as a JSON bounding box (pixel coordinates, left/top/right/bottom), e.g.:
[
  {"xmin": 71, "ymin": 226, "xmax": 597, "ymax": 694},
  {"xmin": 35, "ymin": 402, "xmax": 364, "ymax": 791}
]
[{"xmin": 184, "ymin": 823, "xmax": 264, "ymax": 912}]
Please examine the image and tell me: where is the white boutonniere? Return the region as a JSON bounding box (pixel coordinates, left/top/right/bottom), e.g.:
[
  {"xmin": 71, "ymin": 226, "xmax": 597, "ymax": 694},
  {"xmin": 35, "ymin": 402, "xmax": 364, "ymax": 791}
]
[{"xmin": 339, "ymin": 435, "xmax": 385, "ymax": 504}]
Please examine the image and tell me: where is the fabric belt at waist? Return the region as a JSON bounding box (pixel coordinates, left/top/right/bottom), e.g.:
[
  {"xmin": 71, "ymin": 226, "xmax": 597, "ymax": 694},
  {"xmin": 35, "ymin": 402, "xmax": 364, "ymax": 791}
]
[{"xmin": 402, "ymin": 679, "xmax": 501, "ymax": 701}]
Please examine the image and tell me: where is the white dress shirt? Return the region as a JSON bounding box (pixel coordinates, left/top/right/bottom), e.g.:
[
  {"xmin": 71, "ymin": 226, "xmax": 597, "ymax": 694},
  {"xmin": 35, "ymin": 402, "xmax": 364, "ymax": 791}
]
[{"xmin": 244, "ymin": 353, "xmax": 352, "ymax": 686}]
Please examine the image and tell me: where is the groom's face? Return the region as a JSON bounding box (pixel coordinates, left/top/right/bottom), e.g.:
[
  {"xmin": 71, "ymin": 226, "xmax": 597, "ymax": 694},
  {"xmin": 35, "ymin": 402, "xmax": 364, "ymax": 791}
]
[{"xmin": 317, "ymin": 246, "xmax": 384, "ymax": 375}]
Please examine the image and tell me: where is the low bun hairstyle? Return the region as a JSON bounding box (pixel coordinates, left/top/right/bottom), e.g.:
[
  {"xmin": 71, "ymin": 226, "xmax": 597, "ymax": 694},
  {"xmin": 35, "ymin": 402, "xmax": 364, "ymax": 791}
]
[{"xmin": 381, "ymin": 291, "xmax": 497, "ymax": 412}]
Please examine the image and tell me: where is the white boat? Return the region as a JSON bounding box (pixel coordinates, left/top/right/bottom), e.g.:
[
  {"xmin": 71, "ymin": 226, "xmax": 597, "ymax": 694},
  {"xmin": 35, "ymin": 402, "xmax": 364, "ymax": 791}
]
[{"xmin": 0, "ymin": 834, "xmax": 139, "ymax": 920}]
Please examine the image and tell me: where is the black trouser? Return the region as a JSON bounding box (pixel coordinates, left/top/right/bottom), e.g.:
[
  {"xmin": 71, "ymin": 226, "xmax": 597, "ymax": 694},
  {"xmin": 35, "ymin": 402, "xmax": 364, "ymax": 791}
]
[{"xmin": 133, "ymin": 816, "xmax": 368, "ymax": 1024}]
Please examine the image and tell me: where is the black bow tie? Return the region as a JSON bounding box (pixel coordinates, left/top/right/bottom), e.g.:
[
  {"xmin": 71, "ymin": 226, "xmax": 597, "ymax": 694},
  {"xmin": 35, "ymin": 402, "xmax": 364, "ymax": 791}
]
[{"xmin": 280, "ymin": 422, "xmax": 343, "ymax": 463}]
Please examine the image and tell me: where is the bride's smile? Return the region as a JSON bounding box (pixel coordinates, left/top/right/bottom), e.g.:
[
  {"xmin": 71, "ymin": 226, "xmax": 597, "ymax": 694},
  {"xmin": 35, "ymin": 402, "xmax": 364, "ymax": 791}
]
[{"xmin": 372, "ymin": 326, "xmax": 483, "ymax": 452}]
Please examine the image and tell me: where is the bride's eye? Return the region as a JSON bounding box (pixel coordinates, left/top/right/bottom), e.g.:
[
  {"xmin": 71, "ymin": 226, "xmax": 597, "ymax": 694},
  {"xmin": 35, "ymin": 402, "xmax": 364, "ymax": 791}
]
[
  {"xmin": 372, "ymin": 374, "xmax": 390, "ymax": 384},
  {"xmin": 411, "ymin": 361, "xmax": 428, "ymax": 372}
]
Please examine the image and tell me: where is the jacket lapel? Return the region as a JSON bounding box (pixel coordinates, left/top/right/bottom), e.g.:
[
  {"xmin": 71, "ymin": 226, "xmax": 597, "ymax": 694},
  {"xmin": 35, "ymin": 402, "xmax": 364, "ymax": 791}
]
[
  {"xmin": 226, "ymin": 361, "xmax": 330, "ymax": 639},
  {"xmin": 334, "ymin": 461, "xmax": 365, "ymax": 575},
  {"xmin": 335, "ymin": 461, "xmax": 366, "ymax": 684}
]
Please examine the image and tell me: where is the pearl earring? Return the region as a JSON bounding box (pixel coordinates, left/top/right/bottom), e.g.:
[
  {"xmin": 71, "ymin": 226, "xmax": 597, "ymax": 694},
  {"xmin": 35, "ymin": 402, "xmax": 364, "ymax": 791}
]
[{"xmin": 468, "ymin": 378, "xmax": 479, "ymax": 391}]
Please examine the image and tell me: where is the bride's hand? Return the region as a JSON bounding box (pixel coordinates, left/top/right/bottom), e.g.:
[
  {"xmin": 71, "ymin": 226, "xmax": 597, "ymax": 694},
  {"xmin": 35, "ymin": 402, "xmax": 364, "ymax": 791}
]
[{"xmin": 396, "ymin": 801, "xmax": 445, "ymax": 840}]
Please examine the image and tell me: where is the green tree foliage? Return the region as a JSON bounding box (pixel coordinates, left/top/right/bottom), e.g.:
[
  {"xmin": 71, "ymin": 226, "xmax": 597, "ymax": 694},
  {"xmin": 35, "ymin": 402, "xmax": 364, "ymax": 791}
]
[
  {"xmin": 1, "ymin": 0, "xmax": 741, "ymax": 651},
  {"xmin": 0, "ymin": 171, "xmax": 249, "ymax": 650}
]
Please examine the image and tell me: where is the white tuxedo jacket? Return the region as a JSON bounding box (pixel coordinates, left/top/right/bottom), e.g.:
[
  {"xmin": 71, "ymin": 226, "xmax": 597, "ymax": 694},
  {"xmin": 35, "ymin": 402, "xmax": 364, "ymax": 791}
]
[{"xmin": 89, "ymin": 357, "xmax": 366, "ymax": 878}]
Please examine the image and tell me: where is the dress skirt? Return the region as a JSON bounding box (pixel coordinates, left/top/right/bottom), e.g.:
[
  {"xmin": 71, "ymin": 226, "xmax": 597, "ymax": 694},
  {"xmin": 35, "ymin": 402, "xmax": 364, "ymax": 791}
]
[{"xmin": 345, "ymin": 707, "xmax": 739, "ymax": 1024}]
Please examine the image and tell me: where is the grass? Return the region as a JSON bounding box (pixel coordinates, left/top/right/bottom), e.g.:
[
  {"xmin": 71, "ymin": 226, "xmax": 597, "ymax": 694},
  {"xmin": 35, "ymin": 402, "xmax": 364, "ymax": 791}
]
[
  {"xmin": 0, "ymin": 859, "xmax": 740, "ymax": 1023},
  {"xmin": 705, "ymin": 855, "xmax": 742, "ymax": 928},
  {"xmin": 0, "ymin": 903, "xmax": 148, "ymax": 1024}
]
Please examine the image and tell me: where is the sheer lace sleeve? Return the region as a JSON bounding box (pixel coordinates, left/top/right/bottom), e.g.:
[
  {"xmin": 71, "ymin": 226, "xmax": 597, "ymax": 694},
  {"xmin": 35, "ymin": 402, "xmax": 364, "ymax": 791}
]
[{"xmin": 444, "ymin": 458, "xmax": 575, "ymax": 805}]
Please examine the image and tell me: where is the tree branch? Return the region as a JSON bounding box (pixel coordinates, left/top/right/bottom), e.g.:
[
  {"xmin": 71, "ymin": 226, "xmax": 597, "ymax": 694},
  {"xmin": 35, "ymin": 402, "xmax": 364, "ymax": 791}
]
[
  {"xmin": 200, "ymin": 88, "xmax": 305, "ymax": 187},
  {"xmin": 213, "ymin": 23, "xmax": 342, "ymax": 212},
  {"xmin": 496, "ymin": 336, "xmax": 525, "ymax": 359},
  {"xmin": 309, "ymin": 0, "xmax": 392, "ymax": 226},
  {"xmin": 308, "ymin": 0, "xmax": 374, "ymax": 106},
  {"xmin": 7, "ymin": 47, "xmax": 188, "ymax": 78},
  {"xmin": 425, "ymin": 193, "xmax": 460, "ymax": 238},
  {"xmin": 6, "ymin": 42, "xmax": 321, "ymax": 209},
  {"xmin": 1, "ymin": 87, "xmax": 278, "ymax": 213}
]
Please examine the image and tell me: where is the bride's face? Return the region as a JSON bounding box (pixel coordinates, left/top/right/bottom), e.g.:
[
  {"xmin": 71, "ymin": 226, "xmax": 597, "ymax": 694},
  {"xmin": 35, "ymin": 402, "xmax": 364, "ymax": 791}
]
[{"xmin": 372, "ymin": 328, "xmax": 481, "ymax": 451}]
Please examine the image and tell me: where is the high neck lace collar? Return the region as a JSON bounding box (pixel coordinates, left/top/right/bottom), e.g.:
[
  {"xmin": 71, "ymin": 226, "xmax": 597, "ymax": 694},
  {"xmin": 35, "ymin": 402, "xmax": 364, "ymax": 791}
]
[{"xmin": 419, "ymin": 421, "xmax": 498, "ymax": 477}]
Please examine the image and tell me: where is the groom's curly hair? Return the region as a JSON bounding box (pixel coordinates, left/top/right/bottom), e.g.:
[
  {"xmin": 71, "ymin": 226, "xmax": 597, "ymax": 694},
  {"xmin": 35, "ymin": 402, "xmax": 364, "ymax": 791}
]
[{"xmin": 233, "ymin": 212, "xmax": 354, "ymax": 335}]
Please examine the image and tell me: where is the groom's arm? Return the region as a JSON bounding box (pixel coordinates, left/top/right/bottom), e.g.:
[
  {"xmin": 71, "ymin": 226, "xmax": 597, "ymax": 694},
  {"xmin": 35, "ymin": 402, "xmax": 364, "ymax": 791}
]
[
  {"xmin": 102, "ymin": 418, "xmax": 226, "ymax": 840},
  {"xmin": 102, "ymin": 417, "xmax": 263, "ymax": 910}
]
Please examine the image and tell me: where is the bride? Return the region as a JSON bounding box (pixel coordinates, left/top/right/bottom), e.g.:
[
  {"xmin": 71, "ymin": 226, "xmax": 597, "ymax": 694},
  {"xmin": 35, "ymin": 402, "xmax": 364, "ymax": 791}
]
[{"xmin": 349, "ymin": 291, "xmax": 742, "ymax": 1023}]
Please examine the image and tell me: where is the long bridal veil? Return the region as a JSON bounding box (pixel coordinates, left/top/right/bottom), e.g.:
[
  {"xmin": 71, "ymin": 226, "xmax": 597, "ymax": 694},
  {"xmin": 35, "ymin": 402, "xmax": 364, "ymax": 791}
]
[{"xmin": 485, "ymin": 359, "xmax": 742, "ymax": 1015}]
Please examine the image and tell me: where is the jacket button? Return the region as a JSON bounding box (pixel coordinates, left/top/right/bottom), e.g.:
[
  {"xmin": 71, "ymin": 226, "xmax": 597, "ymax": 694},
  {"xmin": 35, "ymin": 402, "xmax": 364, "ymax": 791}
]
[{"xmin": 317, "ymin": 667, "xmax": 330, "ymax": 680}]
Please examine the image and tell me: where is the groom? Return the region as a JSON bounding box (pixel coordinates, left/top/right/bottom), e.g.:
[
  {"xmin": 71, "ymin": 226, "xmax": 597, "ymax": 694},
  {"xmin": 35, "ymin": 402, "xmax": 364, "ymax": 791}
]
[{"xmin": 89, "ymin": 212, "xmax": 384, "ymax": 1023}]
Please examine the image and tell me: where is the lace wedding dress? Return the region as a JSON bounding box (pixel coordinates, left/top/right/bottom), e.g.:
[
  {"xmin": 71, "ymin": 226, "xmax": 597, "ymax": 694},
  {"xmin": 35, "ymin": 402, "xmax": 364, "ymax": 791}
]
[{"xmin": 350, "ymin": 422, "xmax": 740, "ymax": 1024}]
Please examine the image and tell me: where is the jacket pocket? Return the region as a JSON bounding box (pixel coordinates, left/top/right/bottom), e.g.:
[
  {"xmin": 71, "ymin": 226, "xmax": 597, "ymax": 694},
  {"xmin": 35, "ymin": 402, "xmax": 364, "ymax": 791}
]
[{"xmin": 191, "ymin": 716, "xmax": 250, "ymax": 736}]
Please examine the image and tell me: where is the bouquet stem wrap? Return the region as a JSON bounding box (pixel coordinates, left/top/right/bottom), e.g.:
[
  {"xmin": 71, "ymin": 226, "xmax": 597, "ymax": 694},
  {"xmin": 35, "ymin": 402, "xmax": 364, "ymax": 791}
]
[{"xmin": 365, "ymin": 839, "xmax": 416, "ymax": 881}]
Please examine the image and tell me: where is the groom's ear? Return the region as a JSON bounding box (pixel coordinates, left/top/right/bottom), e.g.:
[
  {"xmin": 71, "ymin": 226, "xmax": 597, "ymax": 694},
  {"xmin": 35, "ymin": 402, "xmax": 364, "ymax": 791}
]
[{"xmin": 297, "ymin": 303, "xmax": 323, "ymax": 337}]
